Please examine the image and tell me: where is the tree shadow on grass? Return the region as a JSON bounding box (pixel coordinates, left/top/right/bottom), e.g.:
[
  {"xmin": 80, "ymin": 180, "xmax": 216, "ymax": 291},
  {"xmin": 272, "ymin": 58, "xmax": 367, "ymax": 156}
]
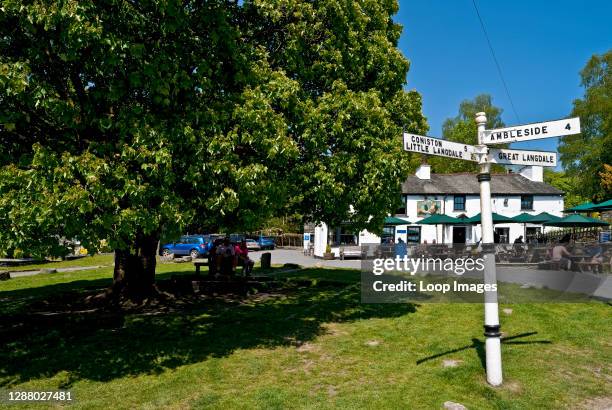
[{"xmin": 0, "ymin": 272, "xmax": 417, "ymax": 387}]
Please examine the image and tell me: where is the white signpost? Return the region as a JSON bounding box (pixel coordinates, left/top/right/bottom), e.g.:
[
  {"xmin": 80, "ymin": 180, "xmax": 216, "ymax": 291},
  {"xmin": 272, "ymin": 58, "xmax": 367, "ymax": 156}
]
[
  {"xmin": 403, "ymin": 114, "xmax": 580, "ymax": 387},
  {"xmin": 487, "ymin": 148, "xmax": 557, "ymax": 167},
  {"xmin": 483, "ymin": 117, "xmax": 580, "ymax": 145}
]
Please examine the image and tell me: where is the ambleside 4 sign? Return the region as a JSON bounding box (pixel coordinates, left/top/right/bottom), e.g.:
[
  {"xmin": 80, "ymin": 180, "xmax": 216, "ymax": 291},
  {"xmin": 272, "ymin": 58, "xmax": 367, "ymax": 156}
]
[{"xmin": 483, "ymin": 117, "xmax": 580, "ymax": 145}]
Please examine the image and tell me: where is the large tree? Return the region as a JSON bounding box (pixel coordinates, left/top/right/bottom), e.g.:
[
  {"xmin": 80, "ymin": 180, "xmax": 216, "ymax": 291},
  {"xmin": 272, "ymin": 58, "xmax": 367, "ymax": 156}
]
[
  {"xmin": 430, "ymin": 94, "xmax": 504, "ymax": 173},
  {"xmin": 0, "ymin": 0, "xmax": 426, "ymax": 299},
  {"xmin": 559, "ymin": 50, "xmax": 612, "ymax": 201}
]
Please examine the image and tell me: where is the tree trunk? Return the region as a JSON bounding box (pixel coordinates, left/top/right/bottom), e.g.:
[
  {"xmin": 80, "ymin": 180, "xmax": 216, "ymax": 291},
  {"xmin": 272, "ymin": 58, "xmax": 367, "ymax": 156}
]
[{"xmin": 112, "ymin": 232, "xmax": 159, "ymax": 301}]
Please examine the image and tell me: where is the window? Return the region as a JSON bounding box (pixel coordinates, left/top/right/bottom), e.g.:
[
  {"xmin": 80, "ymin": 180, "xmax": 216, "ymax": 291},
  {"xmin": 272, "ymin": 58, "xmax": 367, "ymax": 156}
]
[
  {"xmin": 395, "ymin": 195, "xmax": 407, "ymax": 215},
  {"xmin": 453, "ymin": 195, "xmax": 466, "ymax": 211},
  {"xmin": 406, "ymin": 227, "xmax": 421, "ymax": 243},
  {"xmin": 381, "ymin": 226, "xmax": 395, "ymax": 243},
  {"xmin": 494, "ymin": 228, "xmax": 510, "ymax": 244},
  {"xmin": 521, "ymin": 195, "xmax": 534, "ymax": 210},
  {"xmin": 330, "ymin": 226, "xmax": 358, "ymax": 246}
]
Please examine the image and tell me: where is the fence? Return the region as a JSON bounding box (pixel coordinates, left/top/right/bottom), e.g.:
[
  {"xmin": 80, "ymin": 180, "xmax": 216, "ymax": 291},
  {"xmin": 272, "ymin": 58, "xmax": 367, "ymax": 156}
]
[
  {"xmin": 536, "ymin": 227, "xmax": 607, "ymax": 243},
  {"xmin": 272, "ymin": 233, "xmax": 303, "ymax": 248}
]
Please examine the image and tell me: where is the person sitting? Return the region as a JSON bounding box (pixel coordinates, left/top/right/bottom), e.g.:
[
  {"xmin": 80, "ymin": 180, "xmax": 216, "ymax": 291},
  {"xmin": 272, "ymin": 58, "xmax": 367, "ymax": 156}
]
[
  {"xmin": 216, "ymin": 237, "xmax": 236, "ymax": 276},
  {"xmin": 551, "ymin": 242, "xmax": 573, "ymax": 270},
  {"xmin": 208, "ymin": 238, "xmax": 223, "ymax": 277},
  {"xmin": 235, "ymin": 240, "xmax": 254, "ymax": 277},
  {"xmin": 584, "ymin": 244, "xmax": 604, "ymax": 272}
]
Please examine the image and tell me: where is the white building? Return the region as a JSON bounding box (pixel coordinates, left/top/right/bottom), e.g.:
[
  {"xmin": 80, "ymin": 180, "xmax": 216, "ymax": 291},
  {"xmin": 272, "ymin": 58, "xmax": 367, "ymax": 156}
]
[{"xmin": 307, "ymin": 164, "xmax": 564, "ymax": 258}]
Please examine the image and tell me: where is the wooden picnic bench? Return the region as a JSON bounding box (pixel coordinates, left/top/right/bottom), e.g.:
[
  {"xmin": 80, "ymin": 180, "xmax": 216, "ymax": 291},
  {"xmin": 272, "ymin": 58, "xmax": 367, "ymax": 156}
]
[{"xmin": 193, "ymin": 259, "xmax": 208, "ymax": 275}]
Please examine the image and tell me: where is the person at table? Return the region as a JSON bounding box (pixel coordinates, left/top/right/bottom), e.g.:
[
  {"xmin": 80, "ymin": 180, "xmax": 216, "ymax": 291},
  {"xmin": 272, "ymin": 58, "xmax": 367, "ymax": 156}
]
[
  {"xmin": 216, "ymin": 237, "xmax": 236, "ymax": 275},
  {"xmin": 235, "ymin": 240, "xmax": 254, "ymax": 277},
  {"xmin": 208, "ymin": 238, "xmax": 223, "ymax": 277},
  {"xmin": 551, "ymin": 242, "xmax": 573, "ymax": 270}
]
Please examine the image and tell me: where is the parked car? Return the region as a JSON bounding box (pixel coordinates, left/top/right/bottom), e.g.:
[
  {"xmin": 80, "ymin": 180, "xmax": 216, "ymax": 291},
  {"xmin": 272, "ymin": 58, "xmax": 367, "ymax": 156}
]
[
  {"xmin": 257, "ymin": 236, "xmax": 276, "ymax": 250},
  {"xmin": 160, "ymin": 235, "xmax": 213, "ymax": 259},
  {"xmin": 245, "ymin": 239, "xmax": 261, "ymax": 251},
  {"xmin": 229, "ymin": 233, "xmax": 245, "ymax": 243}
]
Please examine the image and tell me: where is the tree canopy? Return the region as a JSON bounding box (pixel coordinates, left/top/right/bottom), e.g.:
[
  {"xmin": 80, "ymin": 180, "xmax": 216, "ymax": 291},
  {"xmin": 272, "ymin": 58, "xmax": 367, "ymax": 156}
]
[
  {"xmin": 559, "ymin": 49, "xmax": 612, "ymax": 201},
  {"xmin": 0, "ymin": 0, "xmax": 426, "ymax": 296},
  {"xmin": 430, "ymin": 94, "xmax": 504, "ymax": 173}
]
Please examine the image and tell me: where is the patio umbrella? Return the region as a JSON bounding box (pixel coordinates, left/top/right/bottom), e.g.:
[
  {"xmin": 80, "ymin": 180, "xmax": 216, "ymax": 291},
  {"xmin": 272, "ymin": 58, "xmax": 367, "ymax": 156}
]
[
  {"xmin": 531, "ymin": 212, "xmax": 562, "ymax": 224},
  {"xmin": 417, "ymin": 214, "xmax": 461, "ymax": 243},
  {"xmin": 512, "ymin": 213, "xmax": 540, "ymax": 240},
  {"xmin": 589, "ymin": 199, "xmax": 612, "ymax": 212},
  {"xmin": 564, "ymin": 201, "xmax": 597, "ymax": 213},
  {"xmin": 543, "ymin": 214, "xmax": 609, "ymax": 228},
  {"xmin": 466, "ymin": 212, "xmax": 514, "ymax": 224},
  {"xmin": 384, "ymin": 216, "xmax": 411, "ymax": 225},
  {"xmin": 543, "ymin": 214, "xmax": 609, "ymax": 241}
]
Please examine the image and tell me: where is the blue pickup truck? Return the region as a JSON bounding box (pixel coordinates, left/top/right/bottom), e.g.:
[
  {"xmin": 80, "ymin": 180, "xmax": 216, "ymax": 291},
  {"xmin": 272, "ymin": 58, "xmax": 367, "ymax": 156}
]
[{"xmin": 160, "ymin": 235, "xmax": 213, "ymax": 259}]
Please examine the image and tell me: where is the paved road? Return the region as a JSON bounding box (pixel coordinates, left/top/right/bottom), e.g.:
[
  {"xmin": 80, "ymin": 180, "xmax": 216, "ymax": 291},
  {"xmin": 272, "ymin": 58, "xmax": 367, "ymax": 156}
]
[
  {"xmin": 4, "ymin": 249, "xmax": 609, "ymax": 300},
  {"xmin": 256, "ymin": 249, "xmax": 611, "ymax": 300},
  {"xmin": 249, "ymin": 248, "xmax": 362, "ymax": 269}
]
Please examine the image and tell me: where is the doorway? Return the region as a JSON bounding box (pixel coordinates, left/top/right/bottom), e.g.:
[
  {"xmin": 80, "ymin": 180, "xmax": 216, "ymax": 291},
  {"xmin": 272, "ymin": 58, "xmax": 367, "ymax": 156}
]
[{"xmin": 452, "ymin": 226, "xmax": 466, "ymax": 244}]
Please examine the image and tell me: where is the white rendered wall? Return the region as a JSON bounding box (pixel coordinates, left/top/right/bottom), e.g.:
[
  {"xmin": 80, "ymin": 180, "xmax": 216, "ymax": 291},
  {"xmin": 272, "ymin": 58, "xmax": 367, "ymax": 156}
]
[
  {"xmin": 313, "ymin": 223, "xmax": 328, "ymax": 257},
  {"xmin": 406, "ymin": 194, "xmax": 564, "ymax": 244}
]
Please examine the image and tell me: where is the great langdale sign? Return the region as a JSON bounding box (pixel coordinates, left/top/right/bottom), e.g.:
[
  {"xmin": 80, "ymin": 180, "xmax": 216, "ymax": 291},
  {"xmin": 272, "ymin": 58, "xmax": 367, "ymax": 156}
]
[
  {"xmin": 403, "ymin": 133, "xmax": 477, "ymax": 161},
  {"xmin": 483, "ymin": 117, "xmax": 581, "ymax": 145},
  {"xmin": 487, "ymin": 148, "xmax": 557, "ymax": 167}
]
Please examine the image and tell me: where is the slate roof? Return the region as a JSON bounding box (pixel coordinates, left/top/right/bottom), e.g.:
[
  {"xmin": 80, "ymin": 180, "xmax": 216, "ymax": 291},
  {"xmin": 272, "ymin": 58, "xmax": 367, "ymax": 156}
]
[{"xmin": 401, "ymin": 173, "xmax": 563, "ymax": 195}]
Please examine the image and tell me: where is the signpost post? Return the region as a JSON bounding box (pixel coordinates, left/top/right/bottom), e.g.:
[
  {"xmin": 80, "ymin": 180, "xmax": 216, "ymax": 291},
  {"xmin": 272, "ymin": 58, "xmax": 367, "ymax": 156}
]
[
  {"xmin": 402, "ymin": 113, "xmax": 579, "ymax": 386},
  {"xmin": 475, "ymin": 112, "xmax": 503, "ymax": 386}
]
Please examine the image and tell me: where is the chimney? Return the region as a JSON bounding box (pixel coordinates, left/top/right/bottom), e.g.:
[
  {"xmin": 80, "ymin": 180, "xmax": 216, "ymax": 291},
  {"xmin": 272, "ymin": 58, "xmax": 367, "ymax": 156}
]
[
  {"xmin": 416, "ymin": 164, "xmax": 431, "ymax": 180},
  {"xmin": 519, "ymin": 165, "xmax": 543, "ymax": 182}
]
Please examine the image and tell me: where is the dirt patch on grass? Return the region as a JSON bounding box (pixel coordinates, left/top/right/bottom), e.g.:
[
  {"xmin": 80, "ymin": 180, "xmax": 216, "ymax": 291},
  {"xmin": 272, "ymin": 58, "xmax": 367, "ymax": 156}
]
[
  {"xmin": 322, "ymin": 323, "xmax": 348, "ymax": 337},
  {"xmin": 296, "ymin": 342, "xmax": 319, "ymax": 353},
  {"xmin": 578, "ymin": 396, "xmax": 612, "ymax": 410},
  {"xmin": 502, "ymin": 380, "xmax": 523, "ymax": 394}
]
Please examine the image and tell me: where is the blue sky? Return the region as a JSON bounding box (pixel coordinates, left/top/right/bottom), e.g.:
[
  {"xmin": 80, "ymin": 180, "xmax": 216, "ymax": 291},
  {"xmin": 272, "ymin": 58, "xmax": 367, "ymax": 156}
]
[{"xmin": 396, "ymin": 0, "xmax": 612, "ymax": 168}]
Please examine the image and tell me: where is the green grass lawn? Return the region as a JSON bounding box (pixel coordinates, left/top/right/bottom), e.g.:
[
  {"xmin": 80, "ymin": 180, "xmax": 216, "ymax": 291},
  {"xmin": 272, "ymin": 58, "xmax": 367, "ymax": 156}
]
[{"xmin": 0, "ymin": 260, "xmax": 610, "ymax": 409}]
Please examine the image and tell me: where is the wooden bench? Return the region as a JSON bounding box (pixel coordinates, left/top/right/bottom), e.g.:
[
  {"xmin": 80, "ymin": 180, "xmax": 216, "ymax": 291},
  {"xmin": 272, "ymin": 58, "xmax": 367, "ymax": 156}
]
[
  {"xmin": 193, "ymin": 259, "xmax": 209, "ymax": 275},
  {"xmin": 576, "ymin": 261, "xmax": 605, "ymax": 273},
  {"xmin": 339, "ymin": 246, "xmax": 366, "ymax": 260}
]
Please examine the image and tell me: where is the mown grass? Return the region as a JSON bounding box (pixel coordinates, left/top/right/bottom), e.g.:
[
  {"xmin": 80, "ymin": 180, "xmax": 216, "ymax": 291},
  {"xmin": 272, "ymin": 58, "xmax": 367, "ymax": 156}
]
[
  {"xmin": 0, "ymin": 260, "xmax": 610, "ymax": 409},
  {"xmin": 0, "ymin": 254, "xmax": 115, "ymax": 272}
]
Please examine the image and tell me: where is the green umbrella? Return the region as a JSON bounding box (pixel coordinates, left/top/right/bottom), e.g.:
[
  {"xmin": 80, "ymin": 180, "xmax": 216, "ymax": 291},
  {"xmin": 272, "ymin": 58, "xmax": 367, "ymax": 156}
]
[
  {"xmin": 543, "ymin": 214, "xmax": 609, "ymax": 227},
  {"xmin": 467, "ymin": 212, "xmax": 514, "ymax": 224},
  {"xmin": 417, "ymin": 214, "xmax": 462, "ymax": 243},
  {"xmin": 512, "ymin": 213, "xmax": 537, "ymax": 223},
  {"xmin": 417, "ymin": 214, "xmax": 461, "ymax": 225},
  {"xmin": 512, "ymin": 213, "xmax": 555, "ymax": 241},
  {"xmin": 384, "ymin": 216, "xmax": 411, "ymax": 225},
  {"xmin": 589, "ymin": 199, "xmax": 612, "ymax": 212},
  {"xmin": 531, "ymin": 212, "xmax": 562, "ymax": 223},
  {"xmin": 564, "ymin": 201, "xmax": 597, "ymax": 213}
]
